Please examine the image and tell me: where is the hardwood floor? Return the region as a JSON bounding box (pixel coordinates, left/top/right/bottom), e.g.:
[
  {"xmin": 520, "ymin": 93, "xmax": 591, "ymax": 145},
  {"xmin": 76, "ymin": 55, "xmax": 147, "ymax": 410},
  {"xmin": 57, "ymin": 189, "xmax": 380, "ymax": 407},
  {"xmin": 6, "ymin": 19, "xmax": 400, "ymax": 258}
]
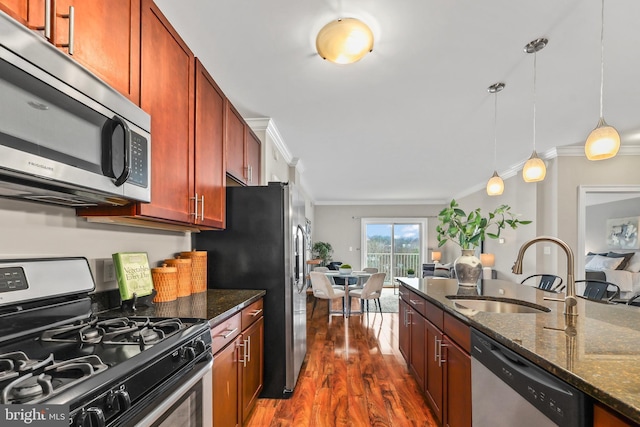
[{"xmin": 245, "ymin": 293, "xmax": 438, "ymax": 427}]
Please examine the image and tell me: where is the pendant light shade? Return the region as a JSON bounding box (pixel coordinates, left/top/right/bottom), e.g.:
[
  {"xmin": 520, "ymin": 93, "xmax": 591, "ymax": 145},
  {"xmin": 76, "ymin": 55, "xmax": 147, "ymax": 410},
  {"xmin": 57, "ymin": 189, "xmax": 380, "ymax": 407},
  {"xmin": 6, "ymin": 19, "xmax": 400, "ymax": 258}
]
[
  {"xmin": 523, "ymin": 150, "xmax": 546, "ymax": 182},
  {"xmin": 486, "ymin": 82, "xmax": 505, "ymax": 196},
  {"xmin": 585, "ymin": 118, "xmax": 620, "ymax": 160},
  {"xmin": 585, "ymin": 0, "xmax": 620, "ymax": 161},
  {"xmin": 316, "ymin": 18, "xmax": 374, "ymax": 64},
  {"xmin": 486, "ymin": 171, "xmax": 505, "ymax": 196},
  {"xmin": 522, "ymin": 38, "xmax": 547, "ymax": 183}
]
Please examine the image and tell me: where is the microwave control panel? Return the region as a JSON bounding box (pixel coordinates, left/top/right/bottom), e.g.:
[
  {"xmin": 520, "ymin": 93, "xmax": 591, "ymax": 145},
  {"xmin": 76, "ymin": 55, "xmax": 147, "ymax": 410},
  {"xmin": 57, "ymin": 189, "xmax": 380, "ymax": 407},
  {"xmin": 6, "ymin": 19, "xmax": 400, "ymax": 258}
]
[{"xmin": 129, "ymin": 132, "xmax": 148, "ymax": 188}]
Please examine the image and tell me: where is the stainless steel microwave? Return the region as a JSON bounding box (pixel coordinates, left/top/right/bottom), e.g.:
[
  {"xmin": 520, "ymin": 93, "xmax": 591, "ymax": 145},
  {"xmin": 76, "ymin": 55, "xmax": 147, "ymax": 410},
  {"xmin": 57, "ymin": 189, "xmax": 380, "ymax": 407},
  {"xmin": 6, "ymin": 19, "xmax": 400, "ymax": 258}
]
[{"xmin": 0, "ymin": 10, "xmax": 150, "ymax": 207}]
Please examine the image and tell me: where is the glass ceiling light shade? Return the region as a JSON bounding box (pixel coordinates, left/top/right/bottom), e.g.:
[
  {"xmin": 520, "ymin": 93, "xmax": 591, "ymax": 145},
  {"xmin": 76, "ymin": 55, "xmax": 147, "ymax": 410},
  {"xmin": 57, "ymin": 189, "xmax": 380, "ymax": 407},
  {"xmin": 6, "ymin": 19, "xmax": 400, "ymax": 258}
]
[
  {"xmin": 522, "ymin": 38, "xmax": 547, "ymax": 183},
  {"xmin": 316, "ymin": 18, "xmax": 374, "ymax": 64},
  {"xmin": 522, "ymin": 151, "xmax": 546, "ymax": 182},
  {"xmin": 486, "ymin": 82, "xmax": 505, "ymax": 196},
  {"xmin": 585, "ymin": 0, "xmax": 620, "ymax": 160}
]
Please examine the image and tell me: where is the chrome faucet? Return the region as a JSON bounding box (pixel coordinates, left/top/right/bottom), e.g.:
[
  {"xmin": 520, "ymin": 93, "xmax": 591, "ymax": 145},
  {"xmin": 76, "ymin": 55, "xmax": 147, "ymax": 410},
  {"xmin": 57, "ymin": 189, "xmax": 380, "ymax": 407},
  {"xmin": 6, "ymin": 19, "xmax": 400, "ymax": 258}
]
[{"xmin": 512, "ymin": 236, "xmax": 578, "ymax": 317}]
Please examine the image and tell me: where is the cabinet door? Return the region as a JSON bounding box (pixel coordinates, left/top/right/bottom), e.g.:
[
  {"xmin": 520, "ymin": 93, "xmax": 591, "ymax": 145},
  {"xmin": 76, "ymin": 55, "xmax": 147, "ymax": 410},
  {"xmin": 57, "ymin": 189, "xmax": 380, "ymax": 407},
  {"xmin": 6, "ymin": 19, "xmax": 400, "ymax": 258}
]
[
  {"xmin": 425, "ymin": 320, "xmax": 443, "ymax": 423},
  {"xmin": 245, "ymin": 127, "xmax": 261, "ymax": 186},
  {"xmin": 226, "ymin": 103, "xmax": 245, "ymax": 183},
  {"xmin": 443, "ymin": 336, "xmax": 471, "ymax": 427},
  {"xmin": 212, "ymin": 337, "xmax": 241, "ymax": 427},
  {"xmin": 398, "ymin": 298, "xmax": 410, "ymax": 361},
  {"xmin": 194, "ymin": 59, "xmax": 225, "ymax": 228},
  {"xmin": 139, "ymin": 0, "xmax": 194, "ymax": 223},
  {"xmin": 241, "ymin": 316, "xmax": 264, "ymax": 421},
  {"xmin": 54, "ymin": 0, "xmax": 140, "ymax": 103},
  {"xmin": 0, "ymin": 0, "xmax": 43, "ymax": 25},
  {"xmin": 408, "ymin": 311, "xmax": 426, "ymax": 390}
]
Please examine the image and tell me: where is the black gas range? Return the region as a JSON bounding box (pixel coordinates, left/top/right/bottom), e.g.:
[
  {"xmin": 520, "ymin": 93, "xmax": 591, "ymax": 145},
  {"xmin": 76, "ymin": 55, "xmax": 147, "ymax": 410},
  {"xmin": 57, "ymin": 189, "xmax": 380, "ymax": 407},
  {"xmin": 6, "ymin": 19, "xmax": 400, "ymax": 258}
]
[{"xmin": 0, "ymin": 258, "xmax": 212, "ymax": 427}]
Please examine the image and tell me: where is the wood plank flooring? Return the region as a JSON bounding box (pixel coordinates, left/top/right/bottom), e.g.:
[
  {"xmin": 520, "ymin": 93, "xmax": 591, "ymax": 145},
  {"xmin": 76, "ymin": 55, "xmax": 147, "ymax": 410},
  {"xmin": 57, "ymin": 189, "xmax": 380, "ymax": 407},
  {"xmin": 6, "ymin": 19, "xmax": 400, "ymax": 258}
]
[{"xmin": 245, "ymin": 292, "xmax": 438, "ymax": 427}]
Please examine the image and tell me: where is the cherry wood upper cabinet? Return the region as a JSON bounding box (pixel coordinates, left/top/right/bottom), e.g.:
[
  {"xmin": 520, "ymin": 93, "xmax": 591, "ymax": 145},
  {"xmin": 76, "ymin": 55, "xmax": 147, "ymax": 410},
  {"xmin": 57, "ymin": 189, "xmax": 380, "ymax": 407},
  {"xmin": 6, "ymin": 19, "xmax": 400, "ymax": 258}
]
[
  {"xmin": 0, "ymin": 0, "xmax": 140, "ymax": 103},
  {"xmin": 194, "ymin": 58, "xmax": 226, "ymax": 228},
  {"xmin": 137, "ymin": 0, "xmax": 194, "ymax": 223},
  {"xmin": 0, "ymin": 0, "xmax": 41, "ymax": 24},
  {"xmin": 226, "ymin": 102, "xmax": 246, "ymax": 183},
  {"xmin": 245, "ymin": 127, "xmax": 261, "ymax": 186}
]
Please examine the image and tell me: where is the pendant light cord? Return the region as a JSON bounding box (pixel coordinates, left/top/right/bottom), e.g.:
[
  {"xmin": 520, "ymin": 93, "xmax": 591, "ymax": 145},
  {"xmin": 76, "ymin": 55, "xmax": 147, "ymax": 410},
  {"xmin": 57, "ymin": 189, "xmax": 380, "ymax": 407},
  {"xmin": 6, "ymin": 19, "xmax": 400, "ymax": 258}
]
[
  {"xmin": 599, "ymin": 0, "xmax": 605, "ymax": 118},
  {"xmin": 533, "ymin": 51, "xmax": 537, "ymax": 151},
  {"xmin": 493, "ymin": 90, "xmax": 498, "ymax": 169}
]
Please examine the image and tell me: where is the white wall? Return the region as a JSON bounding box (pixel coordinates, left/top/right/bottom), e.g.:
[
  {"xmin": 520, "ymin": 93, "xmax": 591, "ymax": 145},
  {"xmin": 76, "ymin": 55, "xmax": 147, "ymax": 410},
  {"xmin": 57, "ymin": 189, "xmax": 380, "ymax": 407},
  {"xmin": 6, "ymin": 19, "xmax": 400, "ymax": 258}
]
[
  {"xmin": 0, "ymin": 198, "xmax": 191, "ymax": 292},
  {"xmin": 313, "ymin": 204, "xmax": 444, "ymax": 270}
]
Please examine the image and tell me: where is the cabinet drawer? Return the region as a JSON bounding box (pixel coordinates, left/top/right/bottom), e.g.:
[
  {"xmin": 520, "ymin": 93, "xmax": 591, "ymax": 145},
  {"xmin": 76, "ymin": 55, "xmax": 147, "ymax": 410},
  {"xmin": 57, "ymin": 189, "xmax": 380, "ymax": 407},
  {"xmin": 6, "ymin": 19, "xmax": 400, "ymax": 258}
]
[
  {"xmin": 406, "ymin": 290, "xmax": 427, "ymax": 318},
  {"xmin": 425, "ymin": 299, "xmax": 444, "ymax": 330},
  {"xmin": 211, "ymin": 312, "xmax": 241, "ymax": 354},
  {"xmin": 242, "ymin": 298, "xmax": 264, "ymax": 330},
  {"xmin": 399, "ymin": 286, "xmax": 411, "ymax": 303},
  {"xmin": 443, "ymin": 312, "xmax": 470, "ymax": 353}
]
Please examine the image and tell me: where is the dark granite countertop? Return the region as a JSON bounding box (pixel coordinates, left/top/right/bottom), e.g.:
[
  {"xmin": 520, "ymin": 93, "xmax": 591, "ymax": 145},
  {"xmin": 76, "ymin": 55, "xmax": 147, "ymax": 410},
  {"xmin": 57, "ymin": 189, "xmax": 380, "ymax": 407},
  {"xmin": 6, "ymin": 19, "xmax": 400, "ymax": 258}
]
[
  {"xmin": 95, "ymin": 289, "xmax": 266, "ymax": 327},
  {"xmin": 397, "ymin": 277, "xmax": 640, "ymax": 424}
]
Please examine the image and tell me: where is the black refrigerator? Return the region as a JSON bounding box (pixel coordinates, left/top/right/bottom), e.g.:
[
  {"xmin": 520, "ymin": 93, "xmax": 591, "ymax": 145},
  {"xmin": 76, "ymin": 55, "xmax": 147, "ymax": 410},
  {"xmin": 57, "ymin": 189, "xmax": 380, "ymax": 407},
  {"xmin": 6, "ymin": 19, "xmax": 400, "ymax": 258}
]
[{"xmin": 194, "ymin": 182, "xmax": 307, "ymax": 398}]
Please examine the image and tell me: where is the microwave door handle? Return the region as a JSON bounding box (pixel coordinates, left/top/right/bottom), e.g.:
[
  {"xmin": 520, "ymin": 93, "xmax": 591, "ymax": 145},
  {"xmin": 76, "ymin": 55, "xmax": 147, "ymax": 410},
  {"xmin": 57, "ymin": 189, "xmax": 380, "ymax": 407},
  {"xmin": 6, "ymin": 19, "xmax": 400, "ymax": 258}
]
[{"xmin": 112, "ymin": 116, "xmax": 131, "ymax": 187}]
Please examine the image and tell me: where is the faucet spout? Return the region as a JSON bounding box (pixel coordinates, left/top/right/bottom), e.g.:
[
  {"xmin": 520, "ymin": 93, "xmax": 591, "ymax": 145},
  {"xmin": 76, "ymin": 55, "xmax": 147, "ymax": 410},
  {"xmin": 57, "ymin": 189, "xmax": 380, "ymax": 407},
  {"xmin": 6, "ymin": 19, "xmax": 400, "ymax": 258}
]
[{"xmin": 512, "ymin": 236, "xmax": 577, "ymax": 317}]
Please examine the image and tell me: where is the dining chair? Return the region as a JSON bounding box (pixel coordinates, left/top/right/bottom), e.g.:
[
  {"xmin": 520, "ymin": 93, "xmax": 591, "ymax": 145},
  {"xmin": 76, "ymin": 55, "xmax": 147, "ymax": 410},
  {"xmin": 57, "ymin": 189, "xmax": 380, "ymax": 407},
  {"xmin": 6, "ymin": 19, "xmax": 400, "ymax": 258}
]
[
  {"xmin": 310, "ymin": 272, "xmax": 346, "ymax": 318},
  {"xmin": 520, "ymin": 274, "xmax": 565, "ymax": 293},
  {"xmin": 313, "ymin": 266, "xmax": 329, "ymax": 272},
  {"xmin": 362, "ymin": 267, "xmax": 378, "ymax": 273},
  {"xmin": 575, "ymin": 279, "xmax": 620, "ymax": 302},
  {"xmin": 348, "ymin": 273, "xmax": 386, "ymax": 315}
]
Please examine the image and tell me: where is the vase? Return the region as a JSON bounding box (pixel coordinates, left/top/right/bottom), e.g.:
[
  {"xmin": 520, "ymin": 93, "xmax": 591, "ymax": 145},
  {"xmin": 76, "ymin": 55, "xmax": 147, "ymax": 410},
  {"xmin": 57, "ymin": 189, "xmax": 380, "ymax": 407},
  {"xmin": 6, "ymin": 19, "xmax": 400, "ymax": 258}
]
[
  {"xmin": 454, "ymin": 249, "xmax": 482, "ymax": 287},
  {"xmin": 339, "ymin": 267, "xmax": 352, "ymax": 275}
]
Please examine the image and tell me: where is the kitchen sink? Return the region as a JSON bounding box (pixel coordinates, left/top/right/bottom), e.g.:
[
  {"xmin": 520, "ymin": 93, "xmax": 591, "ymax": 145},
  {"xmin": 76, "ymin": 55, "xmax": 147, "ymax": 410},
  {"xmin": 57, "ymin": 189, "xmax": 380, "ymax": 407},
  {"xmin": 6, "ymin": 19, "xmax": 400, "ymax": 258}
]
[{"xmin": 446, "ymin": 296, "xmax": 551, "ymax": 314}]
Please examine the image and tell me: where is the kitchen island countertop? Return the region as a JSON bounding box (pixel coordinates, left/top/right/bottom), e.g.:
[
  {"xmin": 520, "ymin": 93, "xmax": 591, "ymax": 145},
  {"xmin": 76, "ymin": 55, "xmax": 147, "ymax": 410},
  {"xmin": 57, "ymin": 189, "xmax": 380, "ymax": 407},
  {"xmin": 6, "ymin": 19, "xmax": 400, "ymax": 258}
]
[{"xmin": 397, "ymin": 277, "xmax": 640, "ymax": 424}]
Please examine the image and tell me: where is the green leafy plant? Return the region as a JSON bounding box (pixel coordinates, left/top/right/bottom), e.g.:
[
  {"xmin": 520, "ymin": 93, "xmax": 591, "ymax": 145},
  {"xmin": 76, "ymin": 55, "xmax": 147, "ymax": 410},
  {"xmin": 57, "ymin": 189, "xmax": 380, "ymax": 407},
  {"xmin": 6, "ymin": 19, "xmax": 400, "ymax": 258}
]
[
  {"xmin": 436, "ymin": 199, "xmax": 531, "ymax": 250},
  {"xmin": 340, "ymin": 264, "xmax": 352, "ymax": 269},
  {"xmin": 312, "ymin": 241, "xmax": 333, "ymax": 266},
  {"xmin": 407, "ymin": 268, "xmax": 415, "ymax": 275}
]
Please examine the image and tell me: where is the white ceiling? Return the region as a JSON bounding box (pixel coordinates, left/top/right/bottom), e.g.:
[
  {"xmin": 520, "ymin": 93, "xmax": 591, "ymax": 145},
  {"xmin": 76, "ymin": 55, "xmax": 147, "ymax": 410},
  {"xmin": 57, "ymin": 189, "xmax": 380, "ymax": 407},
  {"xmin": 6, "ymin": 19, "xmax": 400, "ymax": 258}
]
[{"xmin": 154, "ymin": 0, "xmax": 640, "ymax": 205}]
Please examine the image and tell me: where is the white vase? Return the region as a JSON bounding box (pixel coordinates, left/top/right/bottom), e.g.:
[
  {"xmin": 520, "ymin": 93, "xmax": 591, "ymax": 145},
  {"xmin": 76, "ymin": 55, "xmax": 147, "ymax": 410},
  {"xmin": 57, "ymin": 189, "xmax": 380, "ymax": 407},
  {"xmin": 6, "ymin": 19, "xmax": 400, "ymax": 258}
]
[
  {"xmin": 339, "ymin": 267, "xmax": 352, "ymax": 275},
  {"xmin": 454, "ymin": 249, "xmax": 482, "ymax": 287}
]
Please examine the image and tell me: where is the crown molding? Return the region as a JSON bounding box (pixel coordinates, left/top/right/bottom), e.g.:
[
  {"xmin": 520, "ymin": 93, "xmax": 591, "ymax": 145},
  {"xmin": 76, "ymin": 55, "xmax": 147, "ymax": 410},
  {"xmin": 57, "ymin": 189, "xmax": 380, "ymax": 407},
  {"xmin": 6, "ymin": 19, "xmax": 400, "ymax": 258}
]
[
  {"xmin": 245, "ymin": 118, "xmax": 295, "ymax": 165},
  {"xmin": 314, "ymin": 198, "xmax": 448, "ymax": 206}
]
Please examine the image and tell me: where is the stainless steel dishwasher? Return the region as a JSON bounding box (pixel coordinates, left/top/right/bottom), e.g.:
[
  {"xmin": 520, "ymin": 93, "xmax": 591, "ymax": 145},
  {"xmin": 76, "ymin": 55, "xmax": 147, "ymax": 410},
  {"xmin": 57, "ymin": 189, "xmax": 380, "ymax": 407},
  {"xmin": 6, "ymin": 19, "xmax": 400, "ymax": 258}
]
[{"xmin": 471, "ymin": 328, "xmax": 591, "ymax": 427}]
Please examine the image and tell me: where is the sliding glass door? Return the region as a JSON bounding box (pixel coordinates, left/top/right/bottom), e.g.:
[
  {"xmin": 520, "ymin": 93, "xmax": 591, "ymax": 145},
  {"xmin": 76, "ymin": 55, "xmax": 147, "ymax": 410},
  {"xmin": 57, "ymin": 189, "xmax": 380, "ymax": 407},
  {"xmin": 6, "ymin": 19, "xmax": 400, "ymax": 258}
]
[{"xmin": 361, "ymin": 218, "xmax": 427, "ymax": 285}]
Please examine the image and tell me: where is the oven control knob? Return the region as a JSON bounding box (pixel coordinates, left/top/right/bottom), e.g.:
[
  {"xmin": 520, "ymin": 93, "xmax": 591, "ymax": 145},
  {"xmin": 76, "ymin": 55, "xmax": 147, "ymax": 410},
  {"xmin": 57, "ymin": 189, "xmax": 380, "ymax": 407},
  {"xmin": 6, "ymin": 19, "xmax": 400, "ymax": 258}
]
[
  {"xmin": 181, "ymin": 346, "xmax": 196, "ymax": 361},
  {"xmin": 106, "ymin": 389, "xmax": 131, "ymax": 413},
  {"xmin": 74, "ymin": 407, "xmax": 105, "ymax": 427},
  {"xmin": 193, "ymin": 338, "xmax": 207, "ymax": 354}
]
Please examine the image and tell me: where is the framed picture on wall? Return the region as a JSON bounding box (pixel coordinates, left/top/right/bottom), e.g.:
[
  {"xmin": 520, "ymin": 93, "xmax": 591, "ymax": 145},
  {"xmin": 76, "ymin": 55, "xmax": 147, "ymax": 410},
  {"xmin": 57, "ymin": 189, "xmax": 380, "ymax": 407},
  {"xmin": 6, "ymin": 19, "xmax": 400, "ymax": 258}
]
[{"xmin": 606, "ymin": 217, "xmax": 640, "ymax": 249}]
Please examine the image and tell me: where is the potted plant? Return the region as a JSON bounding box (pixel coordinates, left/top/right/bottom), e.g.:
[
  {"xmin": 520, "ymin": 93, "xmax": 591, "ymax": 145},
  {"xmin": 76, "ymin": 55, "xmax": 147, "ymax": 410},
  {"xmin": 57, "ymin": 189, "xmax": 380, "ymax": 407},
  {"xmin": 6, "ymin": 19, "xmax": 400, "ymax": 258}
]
[
  {"xmin": 339, "ymin": 264, "xmax": 352, "ymax": 275},
  {"xmin": 407, "ymin": 268, "xmax": 416, "ymax": 278},
  {"xmin": 312, "ymin": 241, "xmax": 333, "ymax": 266},
  {"xmin": 436, "ymin": 199, "xmax": 531, "ymax": 286}
]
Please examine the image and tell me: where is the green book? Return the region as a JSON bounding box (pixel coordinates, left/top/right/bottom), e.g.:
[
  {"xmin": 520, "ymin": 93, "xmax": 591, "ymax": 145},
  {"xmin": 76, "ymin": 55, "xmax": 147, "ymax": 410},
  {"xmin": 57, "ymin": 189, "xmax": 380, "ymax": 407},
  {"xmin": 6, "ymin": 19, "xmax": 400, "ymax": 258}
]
[{"xmin": 112, "ymin": 252, "xmax": 154, "ymax": 301}]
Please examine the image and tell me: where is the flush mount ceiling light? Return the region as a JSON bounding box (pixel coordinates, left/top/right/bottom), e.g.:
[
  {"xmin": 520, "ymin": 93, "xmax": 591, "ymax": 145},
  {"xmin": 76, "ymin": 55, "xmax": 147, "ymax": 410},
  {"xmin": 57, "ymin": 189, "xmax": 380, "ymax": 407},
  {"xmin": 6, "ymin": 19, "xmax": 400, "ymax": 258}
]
[
  {"xmin": 316, "ymin": 18, "xmax": 374, "ymax": 64},
  {"xmin": 522, "ymin": 38, "xmax": 547, "ymax": 183},
  {"xmin": 585, "ymin": 0, "xmax": 620, "ymax": 160},
  {"xmin": 486, "ymin": 82, "xmax": 505, "ymax": 196}
]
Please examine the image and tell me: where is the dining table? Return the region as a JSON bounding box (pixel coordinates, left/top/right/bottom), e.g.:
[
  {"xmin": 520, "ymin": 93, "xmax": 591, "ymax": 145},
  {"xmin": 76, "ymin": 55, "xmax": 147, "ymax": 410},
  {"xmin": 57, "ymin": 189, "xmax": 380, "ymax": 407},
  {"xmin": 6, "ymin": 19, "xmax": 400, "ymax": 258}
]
[{"xmin": 325, "ymin": 271, "xmax": 371, "ymax": 316}]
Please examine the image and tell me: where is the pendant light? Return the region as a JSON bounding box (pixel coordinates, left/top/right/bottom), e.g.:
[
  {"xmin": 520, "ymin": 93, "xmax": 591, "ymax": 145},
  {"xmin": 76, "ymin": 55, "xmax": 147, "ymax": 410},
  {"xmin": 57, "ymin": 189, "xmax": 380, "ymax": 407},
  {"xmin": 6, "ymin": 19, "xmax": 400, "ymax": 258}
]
[
  {"xmin": 522, "ymin": 38, "xmax": 547, "ymax": 183},
  {"xmin": 585, "ymin": 0, "xmax": 620, "ymax": 160},
  {"xmin": 486, "ymin": 82, "xmax": 505, "ymax": 196},
  {"xmin": 316, "ymin": 18, "xmax": 374, "ymax": 64}
]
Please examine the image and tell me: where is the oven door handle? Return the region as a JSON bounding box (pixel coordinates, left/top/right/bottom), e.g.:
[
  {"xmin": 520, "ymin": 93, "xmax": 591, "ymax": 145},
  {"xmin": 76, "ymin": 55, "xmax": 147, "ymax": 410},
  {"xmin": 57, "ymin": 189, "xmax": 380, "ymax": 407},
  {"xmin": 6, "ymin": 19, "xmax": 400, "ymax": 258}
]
[{"xmin": 131, "ymin": 358, "xmax": 213, "ymax": 426}]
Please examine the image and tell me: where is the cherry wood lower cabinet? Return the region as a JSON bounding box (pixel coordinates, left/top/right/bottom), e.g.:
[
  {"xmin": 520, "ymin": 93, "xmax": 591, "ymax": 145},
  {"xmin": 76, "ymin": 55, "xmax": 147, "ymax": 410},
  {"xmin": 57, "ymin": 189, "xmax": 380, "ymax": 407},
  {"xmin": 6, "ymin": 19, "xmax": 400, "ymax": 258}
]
[
  {"xmin": 593, "ymin": 402, "xmax": 636, "ymax": 427},
  {"xmin": 399, "ymin": 285, "xmax": 471, "ymax": 427},
  {"xmin": 211, "ymin": 298, "xmax": 264, "ymax": 426}
]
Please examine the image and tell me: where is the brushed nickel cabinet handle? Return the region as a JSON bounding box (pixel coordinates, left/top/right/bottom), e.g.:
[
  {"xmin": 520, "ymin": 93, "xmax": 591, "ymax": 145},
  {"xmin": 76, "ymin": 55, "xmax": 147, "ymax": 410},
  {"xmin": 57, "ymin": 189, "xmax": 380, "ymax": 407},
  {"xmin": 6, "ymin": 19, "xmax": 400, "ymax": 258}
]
[
  {"xmin": 191, "ymin": 193, "xmax": 199, "ymax": 220},
  {"xmin": 57, "ymin": 6, "xmax": 74, "ymax": 55},
  {"xmin": 200, "ymin": 195, "xmax": 205, "ymax": 220},
  {"xmin": 250, "ymin": 309, "xmax": 263, "ymax": 317},
  {"xmin": 221, "ymin": 327, "xmax": 238, "ymax": 339}
]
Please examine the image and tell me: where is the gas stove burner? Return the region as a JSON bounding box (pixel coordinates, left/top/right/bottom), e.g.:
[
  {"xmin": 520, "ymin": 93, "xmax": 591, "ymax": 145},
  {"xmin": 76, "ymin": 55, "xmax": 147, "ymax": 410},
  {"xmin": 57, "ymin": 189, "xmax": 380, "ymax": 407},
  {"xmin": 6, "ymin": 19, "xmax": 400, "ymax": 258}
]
[
  {"xmin": 41, "ymin": 318, "xmax": 102, "ymax": 344},
  {"xmin": 0, "ymin": 355, "xmax": 108, "ymax": 404},
  {"xmin": 0, "ymin": 352, "xmax": 54, "ymax": 382},
  {"xmin": 130, "ymin": 327, "xmax": 164, "ymax": 345}
]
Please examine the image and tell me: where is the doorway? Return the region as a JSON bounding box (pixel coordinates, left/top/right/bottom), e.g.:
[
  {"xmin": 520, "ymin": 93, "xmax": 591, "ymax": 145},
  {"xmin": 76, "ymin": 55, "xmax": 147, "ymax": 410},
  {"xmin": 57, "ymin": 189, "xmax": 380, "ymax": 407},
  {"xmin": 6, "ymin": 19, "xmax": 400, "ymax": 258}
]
[{"xmin": 361, "ymin": 218, "xmax": 427, "ymax": 285}]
